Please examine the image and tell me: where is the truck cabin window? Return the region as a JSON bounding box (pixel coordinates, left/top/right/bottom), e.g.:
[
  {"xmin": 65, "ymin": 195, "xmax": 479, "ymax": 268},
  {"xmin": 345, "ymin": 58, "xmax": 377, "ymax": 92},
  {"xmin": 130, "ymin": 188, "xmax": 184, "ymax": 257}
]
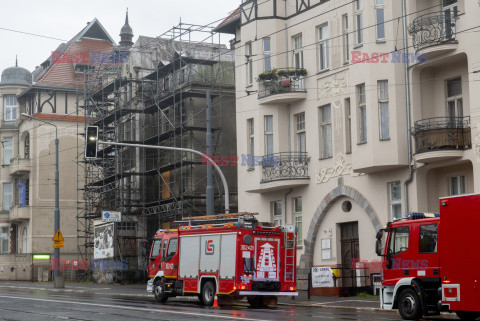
[
  {"xmin": 166, "ymin": 237, "xmax": 178, "ymax": 257},
  {"xmin": 161, "ymin": 239, "xmax": 168, "ymax": 257},
  {"xmin": 150, "ymin": 239, "xmax": 162, "ymax": 259},
  {"xmin": 419, "ymin": 224, "xmax": 438, "ymax": 254},
  {"xmin": 388, "ymin": 226, "xmax": 409, "ymax": 255}
]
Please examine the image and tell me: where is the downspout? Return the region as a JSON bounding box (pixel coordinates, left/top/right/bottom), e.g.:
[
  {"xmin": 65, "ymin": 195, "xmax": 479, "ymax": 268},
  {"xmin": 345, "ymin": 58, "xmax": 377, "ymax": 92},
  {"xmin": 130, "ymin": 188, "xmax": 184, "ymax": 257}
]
[
  {"xmin": 402, "ymin": 0, "xmax": 413, "ymax": 215},
  {"xmin": 285, "ymin": 188, "xmax": 293, "ymax": 225}
]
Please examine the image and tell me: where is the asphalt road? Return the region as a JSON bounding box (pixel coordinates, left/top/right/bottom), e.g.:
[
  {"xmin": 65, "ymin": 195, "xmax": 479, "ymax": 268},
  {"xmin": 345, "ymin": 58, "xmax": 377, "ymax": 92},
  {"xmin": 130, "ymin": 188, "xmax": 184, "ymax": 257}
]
[{"xmin": 0, "ymin": 284, "xmax": 456, "ymax": 321}]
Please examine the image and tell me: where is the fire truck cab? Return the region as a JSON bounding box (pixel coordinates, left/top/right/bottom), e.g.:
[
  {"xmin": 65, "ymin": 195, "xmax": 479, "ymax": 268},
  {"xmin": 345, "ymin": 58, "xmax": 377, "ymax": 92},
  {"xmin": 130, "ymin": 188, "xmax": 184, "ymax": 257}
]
[
  {"xmin": 146, "ymin": 213, "xmax": 298, "ymax": 307},
  {"xmin": 376, "ymin": 194, "xmax": 480, "ymax": 320}
]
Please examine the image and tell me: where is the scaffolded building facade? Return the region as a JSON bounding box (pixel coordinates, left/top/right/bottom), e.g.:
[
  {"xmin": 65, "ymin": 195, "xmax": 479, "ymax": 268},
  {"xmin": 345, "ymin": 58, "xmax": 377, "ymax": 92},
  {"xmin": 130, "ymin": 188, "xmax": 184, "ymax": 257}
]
[{"xmin": 76, "ymin": 23, "xmax": 237, "ymax": 276}]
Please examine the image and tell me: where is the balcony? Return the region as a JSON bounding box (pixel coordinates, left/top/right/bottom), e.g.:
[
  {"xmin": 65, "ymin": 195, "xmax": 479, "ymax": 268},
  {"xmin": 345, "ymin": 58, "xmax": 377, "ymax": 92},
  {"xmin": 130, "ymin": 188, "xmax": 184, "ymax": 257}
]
[
  {"xmin": 247, "ymin": 152, "xmax": 310, "ymax": 193},
  {"xmin": 9, "ymin": 157, "xmax": 31, "ymax": 176},
  {"xmin": 413, "ymin": 116, "xmax": 471, "ymax": 163},
  {"xmin": 10, "ymin": 206, "xmax": 30, "ymax": 221},
  {"xmin": 408, "ymin": 12, "xmax": 458, "ymax": 54},
  {"xmin": 258, "ymin": 69, "xmax": 307, "ymax": 105}
]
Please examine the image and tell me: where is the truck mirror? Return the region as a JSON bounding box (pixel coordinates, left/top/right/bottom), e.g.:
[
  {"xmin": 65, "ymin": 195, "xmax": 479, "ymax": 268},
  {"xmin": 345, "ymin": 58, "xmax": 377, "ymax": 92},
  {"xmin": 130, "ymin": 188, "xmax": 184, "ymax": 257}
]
[
  {"xmin": 376, "ymin": 229, "xmax": 384, "ymax": 240},
  {"xmin": 375, "ymin": 239, "xmax": 383, "ymax": 256}
]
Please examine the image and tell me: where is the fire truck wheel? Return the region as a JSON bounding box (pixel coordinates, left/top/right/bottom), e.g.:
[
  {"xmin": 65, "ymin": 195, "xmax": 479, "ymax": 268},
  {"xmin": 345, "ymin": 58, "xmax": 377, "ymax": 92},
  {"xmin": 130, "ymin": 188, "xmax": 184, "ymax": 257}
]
[
  {"xmin": 153, "ymin": 278, "xmax": 168, "ymax": 303},
  {"xmin": 455, "ymin": 311, "xmax": 480, "ymax": 320},
  {"xmin": 200, "ymin": 281, "xmax": 216, "ymax": 306},
  {"xmin": 247, "ymin": 296, "xmax": 264, "ymax": 308},
  {"xmin": 398, "ymin": 288, "xmax": 423, "ymax": 320}
]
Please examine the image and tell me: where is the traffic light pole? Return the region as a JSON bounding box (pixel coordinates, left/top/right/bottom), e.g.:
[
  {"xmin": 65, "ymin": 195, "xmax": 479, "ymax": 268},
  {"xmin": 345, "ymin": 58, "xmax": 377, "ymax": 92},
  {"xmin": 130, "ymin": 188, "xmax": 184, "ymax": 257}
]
[{"xmin": 97, "ymin": 141, "xmax": 230, "ymax": 214}]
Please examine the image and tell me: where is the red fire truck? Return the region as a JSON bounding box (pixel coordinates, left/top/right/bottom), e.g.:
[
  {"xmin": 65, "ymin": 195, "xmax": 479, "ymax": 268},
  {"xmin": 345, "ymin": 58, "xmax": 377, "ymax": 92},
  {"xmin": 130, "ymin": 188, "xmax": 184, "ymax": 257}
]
[
  {"xmin": 146, "ymin": 213, "xmax": 298, "ymax": 307},
  {"xmin": 376, "ymin": 194, "xmax": 480, "ymax": 320}
]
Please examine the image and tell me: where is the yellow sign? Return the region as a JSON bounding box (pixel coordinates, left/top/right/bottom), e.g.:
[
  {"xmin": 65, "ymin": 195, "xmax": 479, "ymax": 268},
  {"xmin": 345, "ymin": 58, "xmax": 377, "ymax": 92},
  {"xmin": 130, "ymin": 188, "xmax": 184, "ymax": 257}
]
[
  {"xmin": 53, "ymin": 241, "xmax": 64, "ymax": 248},
  {"xmin": 52, "ymin": 230, "xmax": 64, "ymax": 242}
]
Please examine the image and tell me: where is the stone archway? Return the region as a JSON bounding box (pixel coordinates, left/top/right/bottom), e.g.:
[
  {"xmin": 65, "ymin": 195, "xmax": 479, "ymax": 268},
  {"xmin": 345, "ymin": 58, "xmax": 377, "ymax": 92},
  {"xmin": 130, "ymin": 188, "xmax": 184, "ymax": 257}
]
[{"xmin": 297, "ymin": 184, "xmax": 382, "ymax": 288}]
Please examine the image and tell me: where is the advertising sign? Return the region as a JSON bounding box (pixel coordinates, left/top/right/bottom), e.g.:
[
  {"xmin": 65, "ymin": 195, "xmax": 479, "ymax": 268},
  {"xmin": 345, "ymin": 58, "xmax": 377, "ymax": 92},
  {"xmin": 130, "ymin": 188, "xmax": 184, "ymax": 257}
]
[
  {"xmin": 312, "ymin": 266, "xmax": 334, "ymax": 288},
  {"xmin": 94, "ymin": 223, "xmax": 115, "ymax": 259},
  {"xmin": 102, "ymin": 211, "xmax": 121, "ymax": 222}
]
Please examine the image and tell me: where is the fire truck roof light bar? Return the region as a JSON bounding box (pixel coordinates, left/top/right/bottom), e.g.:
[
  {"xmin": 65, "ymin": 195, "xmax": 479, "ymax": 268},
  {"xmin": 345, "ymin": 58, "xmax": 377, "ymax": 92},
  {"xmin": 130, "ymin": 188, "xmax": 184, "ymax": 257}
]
[
  {"xmin": 98, "ymin": 140, "xmax": 229, "ymax": 214},
  {"xmin": 407, "ymin": 212, "xmax": 440, "ymax": 219}
]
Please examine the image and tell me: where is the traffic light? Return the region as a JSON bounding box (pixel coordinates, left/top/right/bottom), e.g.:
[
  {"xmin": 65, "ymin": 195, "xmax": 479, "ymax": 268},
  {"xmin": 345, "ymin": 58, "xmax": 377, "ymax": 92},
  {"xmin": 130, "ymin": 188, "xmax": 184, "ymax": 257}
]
[{"xmin": 85, "ymin": 126, "xmax": 99, "ymax": 158}]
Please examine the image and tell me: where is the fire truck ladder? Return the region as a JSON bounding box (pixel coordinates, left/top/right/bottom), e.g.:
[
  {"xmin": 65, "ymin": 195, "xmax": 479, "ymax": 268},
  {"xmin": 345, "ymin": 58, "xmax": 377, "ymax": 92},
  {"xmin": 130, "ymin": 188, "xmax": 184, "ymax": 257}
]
[{"xmin": 283, "ymin": 225, "xmax": 296, "ymax": 282}]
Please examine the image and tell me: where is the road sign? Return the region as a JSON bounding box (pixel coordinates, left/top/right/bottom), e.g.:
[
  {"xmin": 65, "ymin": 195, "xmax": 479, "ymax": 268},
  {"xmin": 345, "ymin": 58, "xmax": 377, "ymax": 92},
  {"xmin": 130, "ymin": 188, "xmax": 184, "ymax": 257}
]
[
  {"xmin": 101, "ymin": 210, "xmax": 121, "ymax": 222},
  {"xmin": 52, "ymin": 229, "xmax": 64, "ymax": 242},
  {"xmin": 53, "ymin": 241, "xmax": 64, "ymax": 249}
]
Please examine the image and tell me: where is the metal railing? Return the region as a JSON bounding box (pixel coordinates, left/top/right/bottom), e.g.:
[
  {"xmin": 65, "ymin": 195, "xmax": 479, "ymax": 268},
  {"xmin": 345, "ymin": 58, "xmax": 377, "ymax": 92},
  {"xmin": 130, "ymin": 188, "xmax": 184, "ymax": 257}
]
[
  {"xmin": 412, "ymin": 116, "xmax": 471, "ymax": 154},
  {"xmin": 258, "ymin": 73, "xmax": 306, "ymax": 99},
  {"xmin": 261, "ymin": 152, "xmax": 309, "ymax": 183},
  {"xmin": 408, "ymin": 11, "xmax": 458, "ymax": 52}
]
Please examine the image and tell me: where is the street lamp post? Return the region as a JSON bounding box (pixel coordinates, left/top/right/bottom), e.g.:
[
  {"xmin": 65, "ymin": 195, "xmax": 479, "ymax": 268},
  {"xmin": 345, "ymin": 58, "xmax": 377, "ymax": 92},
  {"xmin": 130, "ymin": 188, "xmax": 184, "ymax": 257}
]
[{"xmin": 21, "ymin": 113, "xmax": 62, "ymax": 288}]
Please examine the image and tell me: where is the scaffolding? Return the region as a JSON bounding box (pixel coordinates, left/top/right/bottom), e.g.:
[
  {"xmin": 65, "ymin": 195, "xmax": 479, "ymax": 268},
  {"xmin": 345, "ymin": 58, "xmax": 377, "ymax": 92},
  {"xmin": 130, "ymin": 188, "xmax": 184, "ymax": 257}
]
[{"xmin": 76, "ymin": 22, "xmax": 238, "ymax": 277}]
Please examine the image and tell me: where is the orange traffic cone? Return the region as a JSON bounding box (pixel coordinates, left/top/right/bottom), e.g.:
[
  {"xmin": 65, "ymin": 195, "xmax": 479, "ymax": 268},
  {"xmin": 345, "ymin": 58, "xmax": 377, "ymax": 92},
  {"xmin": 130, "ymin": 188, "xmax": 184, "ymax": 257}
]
[{"xmin": 213, "ymin": 294, "xmax": 219, "ymax": 308}]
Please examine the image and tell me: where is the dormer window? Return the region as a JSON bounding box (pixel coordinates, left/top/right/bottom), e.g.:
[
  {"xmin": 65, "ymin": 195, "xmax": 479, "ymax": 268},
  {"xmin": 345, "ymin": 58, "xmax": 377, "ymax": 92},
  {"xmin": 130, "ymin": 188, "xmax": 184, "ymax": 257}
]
[{"xmin": 4, "ymin": 95, "xmax": 17, "ymax": 121}]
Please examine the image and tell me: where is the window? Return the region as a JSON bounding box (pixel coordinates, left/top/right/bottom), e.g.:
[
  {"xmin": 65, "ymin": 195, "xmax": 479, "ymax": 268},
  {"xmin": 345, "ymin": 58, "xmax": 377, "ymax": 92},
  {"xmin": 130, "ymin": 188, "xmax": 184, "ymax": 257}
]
[
  {"xmin": 263, "ymin": 37, "xmax": 271, "ymax": 72},
  {"xmin": 449, "ymin": 175, "xmax": 465, "ymax": 196},
  {"xmin": 150, "ymin": 239, "xmax": 162, "ymax": 258},
  {"xmin": 271, "ymin": 200, "xmax": 282, "ymax": 226},
  {"xmin": 389, "ymin": 181, "xmax": 402, "ymax": 220},
  {"xmin": 293, "ymin": 35, "xmax": 303, "ymax": 69},
  {"xmin": 161, "ymin": 108, "xmax": 170, "ymax": 133},
  {"xmin": 375, "ymin": 0, "xmax": 385, "ymax": 41},
  {"xmin": 443, "ymin": 0, "xmax": 458, "ymax": 40},
  {"xmin": 345, "ymin": 98, "xmax": 352, "ymax": 153},
  {"xmin": 319, "ymin": 105, "xmax": 332, "ymax": 158},
  {"xmin": 4, "ymin": 96, "xmax": 17, "ymax": 121},
  {"xmin": 246, "ymin": 42, "xmax": 253, "ymax": 85},
  {"xmin": 247, "ymin": 118, "xmax": 255, "ymax": 167},
  {"xmin": 166, "ymin": 238, "xmax": 178, "ymax": 257},
  {"xmin": 161, "ymin": 239, "xmax": 168, "ymax": 257},
  {"xmin": 294, "ymin": 197, "xmax": 302, "ymax": 246},
  {"xmin": 388, "ymin": 226, "xmax": 409, "ymax": 255},
  {"xmin": 446, "ymin": 78, "xmax": 463, "ymax": 124},
  {"xmin": 3, "ymin": 137, "xmax": 13, "ymax": 165},
  {"xmin": 295, "ymin": 113, "xmax": 306, "ymax": 154},
  {"xmin": 318, "ymin": 24, "xmax": 329, "ymax": 71},
  {"xmin": 378, "ymin": 80, "xmax": 389, "ymax": 140},
  {"xmin": 3, "ymin": 183, "xmax": 12, "ymax": 211},
  {"xmin": 357, "ymin": 84, "xmax": 367, "ymax": 143},
  {"xmin": 355, "ymin": 0, "xmax": 363, "ymax": 45},
  {"xmin": 419, "ymin": 224, "xmax": 438, "ymax": 254},
  {"xmin": 264, "ymin": 116, "xmax": 273, "ymax": 155},
  {"xmin": 1, "ymin": 226, "xmax": 8, "ymax": 254},
  {"xmin": 24, "ymin": 133, "xmax": 30, "ymax": 159},
  {"xmin": 22, "ymin": 228, "xmax": 28, "ymax": 254},
  {"xmin": 342, "ymin": 15, "xmax": 350, "ymax": 63}
]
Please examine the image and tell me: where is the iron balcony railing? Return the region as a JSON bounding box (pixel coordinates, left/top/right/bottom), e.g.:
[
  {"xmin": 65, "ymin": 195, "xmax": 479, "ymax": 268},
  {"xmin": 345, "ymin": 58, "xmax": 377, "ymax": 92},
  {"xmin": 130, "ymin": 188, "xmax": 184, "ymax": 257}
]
[
  {"xmin": 261, "ymin": 152, "xmax": 309, "ymax": 183},
  {"xmin": 258, "ymin": 70, "xmax": 306, "ymax": 99},
  {"xmin": 412, "ymin": 116, "xmax": 471, "ymax": 154},
  {"xmin": 408, "ymin": 11, "xmax": 458, "ymax": 52}
]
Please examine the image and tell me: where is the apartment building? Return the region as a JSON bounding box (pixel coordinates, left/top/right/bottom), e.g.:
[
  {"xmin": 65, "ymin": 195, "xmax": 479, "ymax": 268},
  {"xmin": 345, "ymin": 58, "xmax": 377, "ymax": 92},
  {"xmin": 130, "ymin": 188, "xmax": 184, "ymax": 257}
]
[
  {"xmin": 218, "ymin": 0, "xmax": 480, "ymax": 291},
  {"xmin": 0, "ymin": 18, "xmax": 116, "ymax": 280}
]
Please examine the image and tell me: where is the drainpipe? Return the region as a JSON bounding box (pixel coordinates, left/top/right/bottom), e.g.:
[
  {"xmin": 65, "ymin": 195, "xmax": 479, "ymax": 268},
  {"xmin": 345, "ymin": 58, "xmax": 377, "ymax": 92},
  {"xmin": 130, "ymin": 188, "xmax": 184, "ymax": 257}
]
[
  {"xmin": 402, "ymin": 0, "xmax": 413, "ymax": 215},
  {"xmin": 284, "ymin": 188, "xmax": 293, "ymax": 225}
]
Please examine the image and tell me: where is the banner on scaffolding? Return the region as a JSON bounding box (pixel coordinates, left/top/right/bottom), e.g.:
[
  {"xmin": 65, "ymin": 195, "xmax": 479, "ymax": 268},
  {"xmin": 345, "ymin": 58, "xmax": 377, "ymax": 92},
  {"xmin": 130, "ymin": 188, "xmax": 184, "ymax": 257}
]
[{"xmin": 94, "ymin": 223, "xmax": 115, "ymax": 259}]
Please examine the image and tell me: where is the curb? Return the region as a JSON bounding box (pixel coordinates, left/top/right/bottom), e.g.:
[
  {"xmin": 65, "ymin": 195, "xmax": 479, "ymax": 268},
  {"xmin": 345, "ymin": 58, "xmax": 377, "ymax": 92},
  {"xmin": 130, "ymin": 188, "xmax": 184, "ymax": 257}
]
[{"xmin": 277, "ymin": 302, "xmax": 396, "ymax": 313}]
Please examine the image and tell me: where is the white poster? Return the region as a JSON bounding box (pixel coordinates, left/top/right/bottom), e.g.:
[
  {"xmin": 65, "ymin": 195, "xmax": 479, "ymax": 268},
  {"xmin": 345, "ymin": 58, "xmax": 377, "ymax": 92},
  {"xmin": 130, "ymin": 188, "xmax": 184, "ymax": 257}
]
[
  {"xmin": 94, "ymin": 223, "xmax": 115, "ymax": 259},
  {"xmin": 312, "ymin": 267, "xmax": 334, "ymax": 288}
]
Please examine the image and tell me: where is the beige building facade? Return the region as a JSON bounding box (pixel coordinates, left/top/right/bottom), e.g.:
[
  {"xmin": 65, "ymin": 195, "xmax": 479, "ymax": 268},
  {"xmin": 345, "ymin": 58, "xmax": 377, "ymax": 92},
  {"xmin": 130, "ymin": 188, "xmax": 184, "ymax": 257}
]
[{"xmin": 221, "ymin": 0, "xmax": 480, "ymax": 290}]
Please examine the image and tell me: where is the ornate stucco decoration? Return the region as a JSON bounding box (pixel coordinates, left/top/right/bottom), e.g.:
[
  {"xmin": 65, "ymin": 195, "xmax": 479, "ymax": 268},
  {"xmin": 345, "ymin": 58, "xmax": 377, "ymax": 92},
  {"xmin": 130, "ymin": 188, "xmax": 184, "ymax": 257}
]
[{"xmin": 316, "ymin": 153, "xmax": 365, "ymax": 184}]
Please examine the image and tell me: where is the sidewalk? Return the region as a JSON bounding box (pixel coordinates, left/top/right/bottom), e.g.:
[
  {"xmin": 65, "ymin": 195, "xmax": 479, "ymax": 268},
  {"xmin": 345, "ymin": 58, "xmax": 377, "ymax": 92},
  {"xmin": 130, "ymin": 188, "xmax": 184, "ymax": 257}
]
[{"xmin": 277, "ymin": 291, "xmax": 384, "ymax": 312}]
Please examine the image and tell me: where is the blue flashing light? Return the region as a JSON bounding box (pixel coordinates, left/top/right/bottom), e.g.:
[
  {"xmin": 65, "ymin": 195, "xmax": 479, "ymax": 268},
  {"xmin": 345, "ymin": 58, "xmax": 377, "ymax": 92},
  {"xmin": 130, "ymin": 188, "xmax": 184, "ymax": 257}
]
[{"xmin": 407, "ymin": 212, "xmax": 440, "ymax": 219}]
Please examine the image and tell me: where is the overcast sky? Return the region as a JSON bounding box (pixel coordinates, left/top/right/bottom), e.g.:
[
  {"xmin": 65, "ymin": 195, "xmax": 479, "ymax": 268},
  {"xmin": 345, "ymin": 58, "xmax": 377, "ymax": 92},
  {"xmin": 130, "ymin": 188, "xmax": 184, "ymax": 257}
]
[{"xmin": 0, "ymin": 0, "xmax": 240, "ymax": 74}]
